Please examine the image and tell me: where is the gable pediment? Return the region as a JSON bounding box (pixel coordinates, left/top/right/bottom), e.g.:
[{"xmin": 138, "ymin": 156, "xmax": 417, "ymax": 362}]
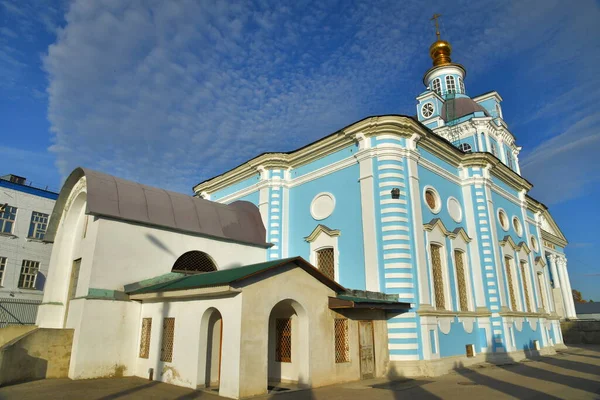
[
  {"xmin": 424, "ymin": 218, "xmax": 472, "ymax": 242},
  {"xmin": 305, "ymin": 224, "xmax": 341, "ymax": 243}
]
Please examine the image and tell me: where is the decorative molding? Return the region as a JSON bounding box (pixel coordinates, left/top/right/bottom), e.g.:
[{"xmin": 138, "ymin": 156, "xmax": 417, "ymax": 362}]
[
  {"xmin": 304, "ymin": 224, "xmax": 341, "ymax": 243},
  {"xmin": 499, "ymin": 235, "xmax": 531, "ymax": 254},
  {"xmin": 423, "ymin": 218, "xmax": 472, "ymax": 243}
]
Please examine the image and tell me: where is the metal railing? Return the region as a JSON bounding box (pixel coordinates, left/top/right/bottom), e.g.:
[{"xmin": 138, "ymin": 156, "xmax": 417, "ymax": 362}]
[{"xmin": 0, "ymin": 298, "xmax": 41, "ymax": 328}]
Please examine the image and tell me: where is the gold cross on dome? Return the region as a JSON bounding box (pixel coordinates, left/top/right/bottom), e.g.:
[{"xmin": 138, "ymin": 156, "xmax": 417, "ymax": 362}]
[{"xmin": 431, "ymin": 13, "xmax": 442, "ymax": 40}]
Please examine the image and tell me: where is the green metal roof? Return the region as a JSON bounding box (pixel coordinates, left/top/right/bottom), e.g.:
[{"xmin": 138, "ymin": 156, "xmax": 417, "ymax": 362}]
[
  {"xmin": 336, "ymin": 295, "xmax": 401, "ymax": 304},
  {"xmin": 127, "ymin": 257, "xmax": 345, "ymax": 295}
]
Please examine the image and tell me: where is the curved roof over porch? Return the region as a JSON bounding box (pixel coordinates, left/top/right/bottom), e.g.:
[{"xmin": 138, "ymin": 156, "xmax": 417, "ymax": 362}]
[{"xmin": 44, "ymin": 167, "xmax": 267, "ymax": 247}]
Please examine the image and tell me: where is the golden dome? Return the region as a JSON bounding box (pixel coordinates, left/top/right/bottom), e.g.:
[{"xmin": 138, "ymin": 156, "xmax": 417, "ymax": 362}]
[{"xmin": 429, "ymin": 39, "xmax": 452, "ymax": 66}]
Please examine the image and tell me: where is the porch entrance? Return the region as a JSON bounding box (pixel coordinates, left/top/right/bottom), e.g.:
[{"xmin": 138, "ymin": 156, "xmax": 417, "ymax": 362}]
[
  {"xmin": 358, "ymin": 320, "xmax": 375, "ymax": 379},
  {"xmin": 198, "ymin": 308, "xmax": 223, "ymax": 391}
]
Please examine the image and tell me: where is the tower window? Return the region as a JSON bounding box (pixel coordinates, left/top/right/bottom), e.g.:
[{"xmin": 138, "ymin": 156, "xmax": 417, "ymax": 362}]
[
  {"xmin": 490, "ymin": 142, "xmax": 498, "ymax": 157},
  {"xmin": 445, "ymin": 76, "xmax": 456, "ymax": 94},
  {"xmin": 458, "ymin": 143, "xmax": 472, "ymax": 153},
  {"xmin": 432, "ymin": 78, "xmax": 442, "ymax": 95},
  {"xmin": 458, "ymin": 77, "xmax": 465, "ymax": 94},
  {"xmin": 506, "ymin": 150, "xmax": 514, "ymax": 169}
]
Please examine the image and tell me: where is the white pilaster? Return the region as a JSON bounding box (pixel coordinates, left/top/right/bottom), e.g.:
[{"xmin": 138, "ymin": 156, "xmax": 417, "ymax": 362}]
[{"xmin": 558, "ymin": 257, "xmax": 577, "ymax": 318}]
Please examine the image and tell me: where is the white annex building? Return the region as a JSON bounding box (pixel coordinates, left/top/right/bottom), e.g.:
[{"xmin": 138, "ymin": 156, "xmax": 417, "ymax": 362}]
[{"xmin": 31, "ymin": 26, "xmax": 576, "ymax": 400}]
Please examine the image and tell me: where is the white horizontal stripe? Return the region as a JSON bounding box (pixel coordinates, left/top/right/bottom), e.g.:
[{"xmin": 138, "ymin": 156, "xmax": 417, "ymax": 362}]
[
  {"xmin": 475, "ymin": 184, "xmax": 483, "ymax": 189},
  {"xmin": 490, "ymin": 297, "xmax": 498, "ymax": 302},
  {"xmin": 381, "ymin": 198, "xmax": 407, "ymax": 205},
  {"xmin": 483, "ymin": 250, "xmax": 492, "ymax": 255},
  {"xmin": 486, "ymin": 273, "xmax": 494, "ymax": 278},
  {"xmin": 389, "ymin": 354, "xmax": 419, "ymax": 361},
  {"xmin": 481, "ymin": 227, "xmax": 489, "ymax": 232},
  {"xmin": 484, "ymin": 257, "xmax": 492, "ymax": 262},
  {"xmin": 479, "ymin": 220, "xmax": 488, "ymax": 225},
  {"xmin": 272, "ymin": 193, "xmax": 280, "ymax": 198},
  {"xmin": 388, "ymin": 333, "xmax": 418, "ymax": 339},
  {"xmin": 384, "ymin": 253, "xmax": 411, "ymax": 260},
  {"xmin": 489, "ymin": 289, "xmax": 497, "ymax": 294},
  {"xmin": 397, "ymin": 293, "xmax": 415, "ymax": 299},
  {"xmin": 385, "ymin": 282, "xmax": 414, "ymax": 289},
  {"xmin": 476, "ymin": 199, "xmax": 485, "ymax": 203},
  {"xmin": 492, "ymin": 321, "xmax": 501, "ymax": 326},
  {"xmin": 377, "ymin": 143, "xmax": 405, "ymax": 150},
  {"xmin": 388, "ymin": 322, "xmax": 417, "ymax": 329},
  {"xmin": 382, "ymin": 216, "xmax": 409, "ymax": 223},
  {"xmin": 482, "ymin": 235, "xmax": 490, "ymax": 240},
  {"xmin": 478, "ymin": 213, "xmax": 487, "ymax": 217},
  {"xmin": 378, "ymin": 164, "xmax": 404, "ymax": 171},
  {"xmin": 379, "ymin": 172, "xmax": 404, "ymax": 179},
  {"xmin": 271, "ymin": 208, "xmax": 280, "ymax": 213},
  {"xmin": 381, "ymin": 207, "xmax": 408, "ymax": 214},
  {"xmin": 384, "ymin": 262, "xmax": 412, "ymax": 269},
  {"xmin": 379, "ymin": 181, "xmax": 405, "ymax": 188},
  {"xmin": 472, "ymin": 167, "xmax": 481, "ymax": 171},
  {"xmin": 384, "ymin": 244, "xmax": 411, "ymax": 250},
  {"xmin": 382, "ymin": 225, "xmax": 410, "ymax": 231},
  {"xmin": 271, "ymin": 200, "xmax": 280, "ymax": 206},
  {"xmin": 487, "ymin": 281, "xmax": 496, "ymax": 286},
  {"xmin": 491, "ymin": 306, "xmax": 499, "ymax": 311},
  {"xmin": 477, "ymin": 206, "xmax": 486, "ymax": 210},
  {"xmin": 485, "ymin": 266, "xmax": 494, "ymax": 270},
  {"xmin": 272, "ymin": 186, "xmax": 280, "ymax": 191},
  {"xmin": 383, "ymin": 234, "xmax": 410, "ymax": 241},
  {"xmin": 271, "ymin": 215, "xmax": 280, "ymax": 220},
  {"xmin": 493, "ymin": 330, "xmax": 503, "ymax": 335},
  {"xmin": 482, "ymin": 243, "xmax": 490, "ymax": 247},
  {"xmin": 389, "ymin": 343, "xmax": 418, "ymax": 350},
  {"xmin": 270, "ymin": 223, "xmax": 280, "ymax": 227},
  {"xmin": 385, "ymin": 273, "xmax": 413, "ymax": 279}
]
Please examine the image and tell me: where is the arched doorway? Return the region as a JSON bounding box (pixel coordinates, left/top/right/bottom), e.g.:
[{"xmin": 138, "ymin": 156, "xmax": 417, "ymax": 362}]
[
  {"xmin": 198, "ymin": 308, "xmax": 223, "ymax": 391},
  {"xmin": 267, "ymin": 299, "xmax": 309, "ymax": 390}
]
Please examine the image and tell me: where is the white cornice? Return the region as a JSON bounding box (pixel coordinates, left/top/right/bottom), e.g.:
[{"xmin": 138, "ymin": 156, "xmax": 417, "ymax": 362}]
[{"xmin": 472, "ymin": 91, "xmax": 503, "ymax": 104}]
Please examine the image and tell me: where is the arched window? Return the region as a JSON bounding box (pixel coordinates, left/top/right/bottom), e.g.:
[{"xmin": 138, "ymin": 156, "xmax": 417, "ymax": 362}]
[
  {"xmin": 458, "ymin": 143, "xmax": 472, "ymax": 153},
  {"xmin": 504, "ymin": 256, "xmax": 518, "ymax": 311},
  {"xmin": 445, "ymin": 76, "xmax": 456, "ymax": 94},
  {"xmin": 520, "ymin": 261, "xmax": 532, "ymax": 312},
  {"xmin": 432, "ymin": 78, "xmax": 442, "ymax": 95},
  {"xmin": 430, "ymin": 243, "xmax": 446, "ymax": 310},
  {"xmin": 172, "ymin": 251, "xmax": 217, "ymax": 274}
]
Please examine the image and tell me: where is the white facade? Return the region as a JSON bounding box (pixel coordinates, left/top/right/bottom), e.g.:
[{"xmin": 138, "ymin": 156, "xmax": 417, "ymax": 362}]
[{"xmin": 0, "ymin": 176, "xmax": 57, "ymax": 300}]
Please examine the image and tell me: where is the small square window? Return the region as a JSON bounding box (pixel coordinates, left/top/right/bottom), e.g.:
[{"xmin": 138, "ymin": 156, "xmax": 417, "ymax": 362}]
[
  {"xmin": 0, "ymin": 205, "xmax": 17, "ymax": 234},
  {"xmin": 28, "ymin": 211, "xmax": 49, "ymax": 240},
  {"xmin": 18, "ymin": 260, "xmax": 40, "ymax": 289}
]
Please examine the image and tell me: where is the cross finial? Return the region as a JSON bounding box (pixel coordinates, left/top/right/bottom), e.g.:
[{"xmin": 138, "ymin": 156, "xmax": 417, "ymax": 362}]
[{"xmin": 431, "ymin": 13, "xmax": 442, "ymax": 40}]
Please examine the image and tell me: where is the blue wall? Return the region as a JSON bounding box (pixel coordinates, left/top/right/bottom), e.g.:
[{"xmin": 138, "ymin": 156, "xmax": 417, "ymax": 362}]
[
  {"xmin": 287, "ymin": 164, "xmax": 366, "ymax": 289},
  {"xmin": 437, "ymin": 318, "xmax": 479, "ymax": 358}
]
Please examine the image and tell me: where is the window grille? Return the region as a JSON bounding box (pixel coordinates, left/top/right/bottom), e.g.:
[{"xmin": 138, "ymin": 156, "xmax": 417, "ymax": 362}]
[
  {"xmin": 458, "ymin": 143, "xmax": 472, "ymax": 153},
  {"xmin": 505, "ymin": 257, "xmax": 517, "ymax": 310},
  {"xmin": 139, "ymin": 318, "xmax": 152, "ymax": 358},
  {"xmin": 334, "ymin": 319, "xmax": 350, "ymax": 363},
  {"xmin": 0, "ymin": 257, "xmax": 6, "ymax": 286},
  {"xmin": 445, "ymin": 76, "xmax": 456, "ymax": 93},
  {"xmin": 0, "ymin": 205, "xmax": 17, "ymax": 234},
  {"xmin": 454, "ymin": 250, "xmax": 469, "ymax": 311},
  {"xmin": 520, "ymin": 261, "xmax": 531, "ymax": 312},
  {"xmin": 430, "ymin": 244, "xmax": 445, "ymax": 310},
  {"xmin": 275, "ymin": 318, "xmax": 292, "ymax": 363},
  {"xmin": 537, "ymin": 273, "xmax": 545, "ymax": 310},
  {"xmin": 161, "ymin": 318, "xmax": 175, "ymax": 362},
  {"xmin": 28, "ymin": 211, "xmax": 49, "ymax": 240},
  {"xmin": 425, "ymin": 190, "xmax": 437, "ymax": 210},
  {"xmin": 18, "ymin": 260, "xmax": 39, "ymax": 289},
  {"xmin": 317, "ymin": 248, "xmax": 335, "ymax": 280},
  {"xmin": 172, "ymin": 251, "xmax": 217, "ymax": 274},
  {"xmin": 432, "ymin": 78, "xmax": 442, "ymax": 95}
]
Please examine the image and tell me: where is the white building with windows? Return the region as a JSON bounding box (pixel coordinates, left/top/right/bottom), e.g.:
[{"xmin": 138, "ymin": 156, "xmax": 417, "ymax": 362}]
[{"xmin": 0, "ymin": 174, "xmax": 57, "ymax": 301}]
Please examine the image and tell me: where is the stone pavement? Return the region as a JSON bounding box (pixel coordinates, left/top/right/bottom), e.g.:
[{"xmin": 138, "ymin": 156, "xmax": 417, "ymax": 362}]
[{"xmin": 0, "ymin": 345, "xmax": 599, "ymax": 400}]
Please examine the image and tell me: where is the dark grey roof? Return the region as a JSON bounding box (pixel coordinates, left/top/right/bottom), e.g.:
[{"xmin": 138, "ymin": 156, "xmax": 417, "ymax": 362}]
[
  {"xmin": 44, "ymin": 167, "xmax": 267, "ymax": 247},
  {"xmin": 575, "ymin": 302, "xmax": 600, "ymax": 314},
  {"xmin": 441, "ymin": 97, "xmax": 490, "ymax": 122}
]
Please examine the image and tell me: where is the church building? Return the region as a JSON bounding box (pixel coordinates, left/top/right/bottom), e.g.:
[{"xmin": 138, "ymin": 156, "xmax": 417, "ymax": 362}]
[{"xmin": 32, "ymin": 25, "xmax": 575, "ymax": 400}]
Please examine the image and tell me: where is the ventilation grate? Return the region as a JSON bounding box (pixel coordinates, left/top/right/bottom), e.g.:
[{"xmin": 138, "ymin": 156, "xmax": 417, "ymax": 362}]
[
  {"xmin": 317, "ymin": 248, "xmax": 335, "ymax": 280},
  {"xmin": 172, "ymin": 251, "xmax": 217, "ymax": 274},
  {"xmin": 139, "ymin": 318, "xmax": 152, "ymax": 359},
  {"xmin": 334, "ymin": 318, "xmax": 350, "ymax": 363},
  {"xmin": 161, "ymin": 318, "xmax": 175, "ymax": 362},
  {"xmin": 275, "ymin": 318, "xmax": 292, "ymax": 363}
]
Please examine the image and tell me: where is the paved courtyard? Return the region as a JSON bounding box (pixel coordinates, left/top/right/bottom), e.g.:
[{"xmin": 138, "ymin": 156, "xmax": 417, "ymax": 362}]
[{"xmin": 0, "ymin": 345, "xmax": 598, "ymax": 400}]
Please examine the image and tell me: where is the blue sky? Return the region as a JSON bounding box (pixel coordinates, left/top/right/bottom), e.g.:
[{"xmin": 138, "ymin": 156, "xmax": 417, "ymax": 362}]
[{"xmin": 1, "ymin": 0, "xmax": 599, "ymax": 300}]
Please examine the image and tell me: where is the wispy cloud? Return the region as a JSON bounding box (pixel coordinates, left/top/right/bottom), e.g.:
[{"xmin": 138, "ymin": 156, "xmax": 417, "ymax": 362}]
[{"xmin": 43, "ymin": 0, "xmax": 600, "ymax": 195}]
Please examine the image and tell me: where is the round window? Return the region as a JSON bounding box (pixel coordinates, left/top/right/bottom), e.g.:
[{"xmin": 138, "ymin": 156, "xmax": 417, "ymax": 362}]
[
  {"xmin": 421, "ymin": 102, "xmax": 434, "ymax": 118},
  {"xmin": 530, "ymin": 235, "xmax": 539, "ymax": 252},
  {"xmin": 447, "ymin": 197, "xmax": 462, "ymax": 223},
  {"xmin": 423, "ymin": 187, "xmax": 441, "ymax": 213},
  {"xmin": 310, "ymin": 192, "xmax": 336, "ymax": 220},
  {"xmin": 497, "ymin": 209, "xmax": 509, "ymax": 231},
  {"xmin": 513, "ymin": 217, "xmax": 522, "ymax": 236}
]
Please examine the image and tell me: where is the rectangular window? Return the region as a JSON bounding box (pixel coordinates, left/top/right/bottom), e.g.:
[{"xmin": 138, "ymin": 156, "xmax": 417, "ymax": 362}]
[
  {"xmin": 139, "ymin": 318, "xmax": 152, "ymax": 359},
  {"xmin": 334, "ymin": 319, "xmax": 350, "ymax": 363},
  {"xmin": 18, "ymin": 260, "xmax": 40, "ymax": 289},
  {"xmin": 491, "ymin": 143, "xmax": 498, "ymax": 157},
  {"xmin": 275, "ymin": 318, "xmax": 292, "ymax": 363},
  {"xmin": 458, "ymin": 77, "xmax": 465, "ymax": 94},
  {"xmin": 537, "ymin": 272, "xmax": 545, "ymax": 310},
  {"xmin": 28, "ymin": 211, "xmax": 49, "ymax": 240},
  {"xmin": 506, "ymin": 151, "xmax": 514, "ymax": 169},
  {"xmin": 68, "ymin": 259, "xmax": 81, "ymax": 300},
  {"xmin": 0, "ymin": 205, "xmax": 17, "ymax": 234},
  {"xmin": 317, "ymin": 248, "xmax": 335, "ymax": 281},
  {"xmin": 454, "ymin": 250, "xmax": 469, "ymax": 311},
  {"xmin": 430, "ymin": 244, "xmax": 446, "ymax": 310},
  {"xmin": 520, "ymin": 261, "xmax": 532, "ymax": 312},
  {"xmin": 160, "ymin": 317, "xmax": 175, "ymax": 362},
  {"xmin": 504, "ymin": 257, "xmax": 518, "ymax": 311},
  {"xmin": 0, "ymin": 256, "xmax": 6, "ymax": 286}
]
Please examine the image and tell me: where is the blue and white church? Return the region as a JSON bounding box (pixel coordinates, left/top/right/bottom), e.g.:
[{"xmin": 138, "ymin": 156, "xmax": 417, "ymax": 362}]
[
  {"xmin": 31, "ymin": 24, "xmax": 577, "ymax": 399},
  {"xmin": 194, "ymin": 31, "xmax": 576, "ymax": 369}
]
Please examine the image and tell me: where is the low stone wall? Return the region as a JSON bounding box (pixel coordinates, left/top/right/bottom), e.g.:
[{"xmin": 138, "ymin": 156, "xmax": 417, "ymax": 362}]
[
  {"xmin": 0, "ymin": 326, "xmax": 37, "ymax": 347},
  {"xmin": 561, "ymin": 320, "xmax": 600, "ymax": 344},
  {"xmin": 0, "ymin": 328, "xmax": 74, "ymax": 386}
]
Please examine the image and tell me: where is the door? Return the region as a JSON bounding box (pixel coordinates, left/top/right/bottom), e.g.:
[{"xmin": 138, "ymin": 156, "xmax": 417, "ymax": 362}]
[{"xmin": 358, "ymin": 320, "xmax": 375, "ymax": 379}]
